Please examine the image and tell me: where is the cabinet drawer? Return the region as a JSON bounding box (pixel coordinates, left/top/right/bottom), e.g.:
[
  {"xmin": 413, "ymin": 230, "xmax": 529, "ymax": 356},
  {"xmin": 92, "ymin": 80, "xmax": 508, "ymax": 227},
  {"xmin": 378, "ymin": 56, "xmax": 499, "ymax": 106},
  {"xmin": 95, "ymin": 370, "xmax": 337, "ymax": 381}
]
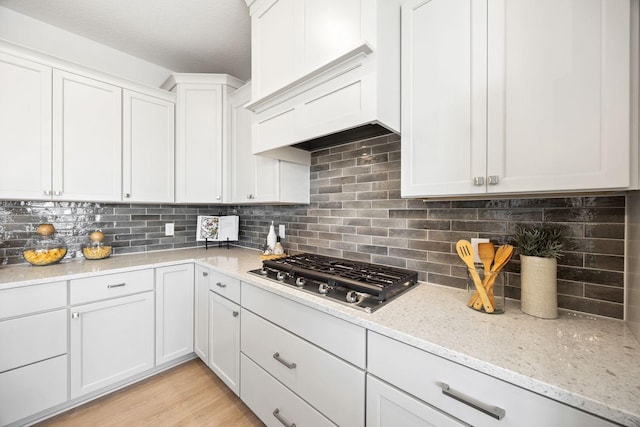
[
  {"xmin": 0, "ymin": 309, "xmax": 67, "ymax": 373},
  {"xmin": 0, "ymin": 355, "xmax": 67, "ymax": 426},
  {"xmin": 70, "ymin": 269, "xmax": 154, "ymax": 305},
  {"xmin": 242, "ymin": 282, "xmax": 366, "ymax": 367},
  {"xmin": 208, "ymin": 270, "xmax": 240, "ymax": 304},
  {"xmin": 0, "ymin": 281, "xmax": 66, "ymax": 320},
  {"xmin": 368, "ymin": 332, "xmax": 616, "ymax": 427},
  {"xmin": 241, "ymin": 309, "xmax": 365, "ymax": 427},
  {"xmin": 240, "ymin": 354, "xmax": 334, "ymax": 427}
]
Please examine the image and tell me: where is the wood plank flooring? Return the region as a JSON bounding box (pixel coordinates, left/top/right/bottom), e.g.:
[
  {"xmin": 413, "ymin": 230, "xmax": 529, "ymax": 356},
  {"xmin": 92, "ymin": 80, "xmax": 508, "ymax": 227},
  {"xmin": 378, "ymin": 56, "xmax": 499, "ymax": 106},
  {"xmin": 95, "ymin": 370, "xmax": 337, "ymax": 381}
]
[{"xmin": 37, "ymin": 359, "xmax": 264, "ymax": 426}]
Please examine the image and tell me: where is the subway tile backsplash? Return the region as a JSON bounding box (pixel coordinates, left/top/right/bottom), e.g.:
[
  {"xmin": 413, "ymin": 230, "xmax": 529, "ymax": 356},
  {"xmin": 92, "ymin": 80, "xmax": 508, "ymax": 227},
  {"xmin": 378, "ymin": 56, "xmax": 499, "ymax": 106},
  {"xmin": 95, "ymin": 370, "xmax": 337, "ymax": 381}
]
[{"xmin": 0, "ymin": 134, "xmax": 626, "ymax": 319}]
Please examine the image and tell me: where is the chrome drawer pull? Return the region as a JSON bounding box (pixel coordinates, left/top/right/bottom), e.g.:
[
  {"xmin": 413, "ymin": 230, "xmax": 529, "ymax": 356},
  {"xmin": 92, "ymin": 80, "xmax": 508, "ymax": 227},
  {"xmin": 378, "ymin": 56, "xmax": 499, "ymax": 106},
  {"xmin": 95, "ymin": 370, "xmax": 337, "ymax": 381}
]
[
  {"xmin": 273, "ymin": 408, "xmax": 296, "ymax": 427},
  {"xmin": 439, "ymin": 382, "xmax": 505, "ymax": 420},
  {"xmin": 107, "ymin": 283, "xmax": 126, "ymax": 289},
  {"xmin": 216, "ymin": 282, "xmax": 227, "ymax": 288},
  {"xmin": 273, "ymin": 352, "xmax": 296, "ymax": 369}
]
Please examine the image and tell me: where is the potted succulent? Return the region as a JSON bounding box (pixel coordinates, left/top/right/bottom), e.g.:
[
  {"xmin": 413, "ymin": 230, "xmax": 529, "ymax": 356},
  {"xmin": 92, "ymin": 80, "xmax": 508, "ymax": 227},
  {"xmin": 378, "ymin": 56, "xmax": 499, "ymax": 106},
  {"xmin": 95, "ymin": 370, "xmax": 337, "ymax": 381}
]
[{"xmin": 513, "ymin": 223, "xmax": 564, "ymax": 319}]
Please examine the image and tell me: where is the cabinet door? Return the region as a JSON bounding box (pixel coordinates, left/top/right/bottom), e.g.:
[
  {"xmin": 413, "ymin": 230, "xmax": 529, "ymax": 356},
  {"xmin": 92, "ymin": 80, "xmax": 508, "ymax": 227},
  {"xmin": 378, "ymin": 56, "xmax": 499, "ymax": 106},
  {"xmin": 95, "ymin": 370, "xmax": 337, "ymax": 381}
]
[
  {"xmin": 123, "ymin": 90, "xmax": 175, "ymax": 203},
  {"xmin": 70, "ymin": 292, "xmax": 154, "ymax": 398},
  {"xmin": 156, "ymin": 264, "xmax": 194, "ymax": 365},
  {"xmin": 53, "ymin": 70, "xmax": 122, "ymax": 201},
  {"xmin": 175, "ymin": 83, "xmax": 224, "ymax": 203},
  {"xmin": 487, "ymin": 0, "xmax": 631, "ymax": 193},
  {"xmin": 194, "ymin": 265, "xmax": 210, "ymax": 363},
  {"xmin": 229, "ymin": 83, "xmax": 279, "ymax": 203},
  {"xmin": 367, "ymin": 375, "xmax": 466, "ymax": 427},
  {"xmin": 0, "ymin": 52, "xmax": 52, "ymax": 200},
  {"xmin": 209, "ymin": 292, "xmax": 240, "ymax": 395},
  {"xmin": 401, "ymin": 0, "xmax": 488, "ymax": 197}
]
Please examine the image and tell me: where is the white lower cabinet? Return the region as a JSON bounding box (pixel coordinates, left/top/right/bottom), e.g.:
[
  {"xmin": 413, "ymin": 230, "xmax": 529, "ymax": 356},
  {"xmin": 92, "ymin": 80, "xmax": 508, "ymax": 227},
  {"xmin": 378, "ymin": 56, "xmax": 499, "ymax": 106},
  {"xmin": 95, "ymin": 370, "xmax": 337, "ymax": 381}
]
[
  {"xmin": 367, "ymin": 331, "xmax": 616, "ymax": 427},
  {"xmin": 194, "ymin": 265, "xmax": 210, "ymax": 363},
  {"xmin": 0, "ymin": 281, "xmax": 68, "ymax": 426},
  {"xmin": 208, "ymin": 291, "xmax": 240, "ymax": 395},
  {"xmin": 240, "ymin": 354, "xmax": 335, "ymax": 427},
  {"xmin": 367, "ymin": 375, "xmax": 467, "ymax": 427},
  {"xmin": 0, "ymin": 355, "xmax": 68, "ymax": 426},
  {"xmin": 240, "ymin": 283, "xmax": 366, "ymax": 427},
  {"xmin": 155, "ymin": 264, "xmax": 194, "ymax": 365},
  {"xmin": 70, "ymin": 292, "xmax": 155, "ymax": 399}
]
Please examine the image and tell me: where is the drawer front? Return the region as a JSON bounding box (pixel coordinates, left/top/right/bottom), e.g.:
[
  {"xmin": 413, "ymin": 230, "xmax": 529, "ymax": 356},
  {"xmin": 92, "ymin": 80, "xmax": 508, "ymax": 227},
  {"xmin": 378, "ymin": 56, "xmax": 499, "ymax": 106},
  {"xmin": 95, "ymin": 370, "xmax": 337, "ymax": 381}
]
[
  {"xmin": 70, "ymin": 269, "xmax": 154, "ymax": 305},
  {"xmin": 241, "ymin": 309, "xmax": 365, "ymax": 427},
  {"xmin": 0, "ymin": 281, "xmax": 66, "ymax": 320},
  {"xmin": 242, "ymin": 282, "xmax": 366, "ymax": 367},
  {"xmin": 367, "ymin": 332, "xmax": 616, "ymax": 427},
  {"xmin": 367, "ymin": 374, "xmax": 467, "ymax": 427},
  {"xmin": 240, "ymin": 354, "xmax": 335, "ymax": 427},
  {"xmin": 208, "ymin": 270, "xmax": 240, "ymax": 304},
  {"xmin": 0, "ymin": 309, "xmax": 67, "ymax": 373},
  {"xmin": 0, "ymin": 355, "xmax": 67, "ymax": 426}
]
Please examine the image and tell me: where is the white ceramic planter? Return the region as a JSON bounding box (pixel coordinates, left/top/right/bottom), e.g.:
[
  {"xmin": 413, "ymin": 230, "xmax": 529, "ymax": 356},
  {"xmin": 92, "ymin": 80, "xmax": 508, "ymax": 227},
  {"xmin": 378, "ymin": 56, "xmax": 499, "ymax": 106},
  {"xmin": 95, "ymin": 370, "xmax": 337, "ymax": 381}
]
[{"xmin": 520, "ymin": 255, "xmax": 558, "ymax": 319}]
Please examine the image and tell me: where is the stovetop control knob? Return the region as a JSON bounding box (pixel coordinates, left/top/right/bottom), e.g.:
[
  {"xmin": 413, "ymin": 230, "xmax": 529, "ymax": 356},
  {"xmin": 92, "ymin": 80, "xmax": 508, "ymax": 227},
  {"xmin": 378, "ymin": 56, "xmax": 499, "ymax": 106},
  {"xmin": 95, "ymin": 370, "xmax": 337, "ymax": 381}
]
[
  {"xmin": 276, "ymin": 271, "xmax": 286, "ymax": 281},
  {"xmin": 260, "ymin": 268, "xmax": 268, "ymax": 275},
  {"xmin": 346, "ymin": 290, "xmax": 359, "ymax": 303},
  {"xmin": 318, "ymin": 283, "xmax": 329, "ymax": 294},
  {"xmin": 295, "ymin": 277, "xmax": 305, "ymax": 287}
]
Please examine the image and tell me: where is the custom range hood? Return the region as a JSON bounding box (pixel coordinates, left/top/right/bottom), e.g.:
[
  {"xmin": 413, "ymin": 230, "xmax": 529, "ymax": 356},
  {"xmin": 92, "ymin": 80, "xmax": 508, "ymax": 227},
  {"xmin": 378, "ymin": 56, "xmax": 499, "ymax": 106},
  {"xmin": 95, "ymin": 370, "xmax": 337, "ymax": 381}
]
[{"xmin": 244, "ymin": 0, "xmax": 401, "ymax": 165}]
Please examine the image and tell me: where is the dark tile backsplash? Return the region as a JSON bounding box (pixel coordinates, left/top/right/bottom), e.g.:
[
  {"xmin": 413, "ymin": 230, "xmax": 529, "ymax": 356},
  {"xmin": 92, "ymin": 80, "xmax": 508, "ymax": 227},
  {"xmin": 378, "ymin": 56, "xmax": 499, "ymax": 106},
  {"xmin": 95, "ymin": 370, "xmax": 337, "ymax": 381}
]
[{"xmin": 0, "ymin": 134, "xmax": 626, "ymax": 319}]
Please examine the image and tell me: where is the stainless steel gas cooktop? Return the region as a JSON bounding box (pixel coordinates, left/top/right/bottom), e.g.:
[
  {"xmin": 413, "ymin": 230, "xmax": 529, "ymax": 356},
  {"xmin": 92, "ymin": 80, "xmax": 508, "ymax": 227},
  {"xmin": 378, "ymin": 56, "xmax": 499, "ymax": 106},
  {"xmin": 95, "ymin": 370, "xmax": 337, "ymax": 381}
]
[{"xmin": 249, "ymin": 253, "xmax": 418, "ymax": 313}]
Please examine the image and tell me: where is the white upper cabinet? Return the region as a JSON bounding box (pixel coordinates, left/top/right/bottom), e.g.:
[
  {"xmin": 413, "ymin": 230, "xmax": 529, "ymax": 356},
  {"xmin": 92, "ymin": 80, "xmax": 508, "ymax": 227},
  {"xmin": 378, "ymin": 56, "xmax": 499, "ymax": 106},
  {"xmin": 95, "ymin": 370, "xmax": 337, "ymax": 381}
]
[
  {"xmin": 401, "ymin": 0, "xmax": 632, "ymax": 197},
  {"xmin": 164, "ymin": 74, "xmax": 243, "ymax": 203},
  {"xmin": 53, "ymin": 70, "xmax": 123, "ymax": 201},
  {"xmin": 123, "ymin": 90, "xmax": 175, "ymax": 203},
  {"xmin": 0, "ymin": 52, "xmax": 52, "ymax": 200},
  {"xmin": 246, "ymin": 0, "xmax": 400, "ymax": 159},
  {"xmin": 228, "ymin": 82, "xmax": 310, "ymax": 204}
]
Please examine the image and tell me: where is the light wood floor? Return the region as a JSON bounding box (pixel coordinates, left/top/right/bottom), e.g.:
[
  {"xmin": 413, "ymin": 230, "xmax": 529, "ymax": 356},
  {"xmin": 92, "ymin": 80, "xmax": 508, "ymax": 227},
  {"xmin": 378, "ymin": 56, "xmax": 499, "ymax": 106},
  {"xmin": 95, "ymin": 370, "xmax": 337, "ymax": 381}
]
[{"xmin": 37, "ymin": 359, "xmax": 264, "ymax": 426}]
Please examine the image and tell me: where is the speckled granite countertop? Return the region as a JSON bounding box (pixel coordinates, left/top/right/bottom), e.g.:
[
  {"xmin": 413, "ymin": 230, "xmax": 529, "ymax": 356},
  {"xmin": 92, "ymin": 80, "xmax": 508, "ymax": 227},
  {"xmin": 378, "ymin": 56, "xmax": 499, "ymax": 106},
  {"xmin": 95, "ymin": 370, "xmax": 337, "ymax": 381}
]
[{"xmin": 2, "ymin": 247, "xmax": 639, "ymax": 426}]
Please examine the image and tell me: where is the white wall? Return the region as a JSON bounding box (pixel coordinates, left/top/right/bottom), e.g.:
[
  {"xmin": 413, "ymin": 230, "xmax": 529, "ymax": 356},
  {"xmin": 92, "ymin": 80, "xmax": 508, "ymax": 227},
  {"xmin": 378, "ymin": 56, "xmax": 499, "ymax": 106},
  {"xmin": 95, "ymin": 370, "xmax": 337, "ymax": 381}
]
[
  {"xmin": 628, "ymin": 191, "xmax": 640, "ymax": 340},
  {"xmin": 0, "ymin": 6, "xmax": 172, "ymax": 88}
]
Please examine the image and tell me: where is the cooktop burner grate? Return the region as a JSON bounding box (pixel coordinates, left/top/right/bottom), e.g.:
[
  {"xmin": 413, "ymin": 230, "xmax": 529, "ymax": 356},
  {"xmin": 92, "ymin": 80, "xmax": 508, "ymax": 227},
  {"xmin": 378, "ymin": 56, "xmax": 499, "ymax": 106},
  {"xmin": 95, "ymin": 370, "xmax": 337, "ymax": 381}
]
[{"xmin": 250, "ymin": 253, "xmax": 419, "ymax": 313}]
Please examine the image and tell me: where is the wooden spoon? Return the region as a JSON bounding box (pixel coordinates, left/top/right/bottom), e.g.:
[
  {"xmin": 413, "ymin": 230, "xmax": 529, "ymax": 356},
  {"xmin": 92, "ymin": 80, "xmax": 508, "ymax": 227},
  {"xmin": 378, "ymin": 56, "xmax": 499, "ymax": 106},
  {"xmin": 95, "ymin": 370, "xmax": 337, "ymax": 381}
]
[
  {"xmin": 470, "ymin": 245, "xmax": 514, "ymax": 310},
  {"xmin": 467, "ymin": 242, "xmax": 495, "ymax": 307},
  {"xmin": 456, "ymin": 240, "xmax": 494, "ymax": 313}
]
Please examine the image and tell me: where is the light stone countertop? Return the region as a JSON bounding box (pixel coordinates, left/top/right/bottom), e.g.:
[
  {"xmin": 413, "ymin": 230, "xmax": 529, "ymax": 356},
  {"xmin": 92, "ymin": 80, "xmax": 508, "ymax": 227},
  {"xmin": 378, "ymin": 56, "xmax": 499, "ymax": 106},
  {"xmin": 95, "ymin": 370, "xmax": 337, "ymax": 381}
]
[{"xmin": 1, "ymin": 246, "xmax": 639, "ymax": 426}]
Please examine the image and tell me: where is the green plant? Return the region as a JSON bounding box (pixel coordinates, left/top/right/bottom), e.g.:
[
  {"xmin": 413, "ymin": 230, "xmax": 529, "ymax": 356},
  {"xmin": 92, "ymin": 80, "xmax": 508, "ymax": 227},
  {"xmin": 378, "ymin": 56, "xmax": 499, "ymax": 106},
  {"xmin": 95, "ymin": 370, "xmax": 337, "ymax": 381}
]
[{"xmin": 513, "ymin": 223, "xmax": 564, "ymax": 259}]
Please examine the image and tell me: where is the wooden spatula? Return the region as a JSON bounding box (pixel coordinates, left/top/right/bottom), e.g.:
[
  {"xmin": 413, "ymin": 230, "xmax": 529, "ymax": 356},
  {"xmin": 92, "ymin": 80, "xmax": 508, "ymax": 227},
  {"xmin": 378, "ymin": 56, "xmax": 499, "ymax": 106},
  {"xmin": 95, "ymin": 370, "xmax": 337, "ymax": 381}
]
[
  {"xmin": 456, "ymin": 240, "xmax": 494, "ymax": 313},
  {"xmin": 469, "ymin": 245, "xmax": 514, "ymax": 310}
]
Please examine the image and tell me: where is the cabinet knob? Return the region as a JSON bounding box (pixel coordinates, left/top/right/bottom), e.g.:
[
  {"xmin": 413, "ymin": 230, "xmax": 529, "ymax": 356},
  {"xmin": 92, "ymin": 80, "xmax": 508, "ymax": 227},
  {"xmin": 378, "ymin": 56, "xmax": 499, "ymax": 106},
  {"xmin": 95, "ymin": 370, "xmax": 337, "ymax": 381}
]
[
  {"xmin": 247, "ymin": 194, "xmax": 254, "ymax": 199},
  {"xmin": 43, "ymin": 189, "xmax": 51, "ymax": 196},
  {"xmin": 216, "ymin": 282, "xmax": 227, "ymax": 288},
  {"xmin": 473, "ymin": 177, "xmax": 485, "ymax": 186},
  {"xmin": 216, "ymin": 195, "xmax": 221, "ymax": 200},
  {"xmin": 202, "ymin": 272, "xmax": 208, "ymax": 277},
  {"xmin": 71, "ymin": 312, "xmax": 80, "ymax": 319},
  {"xmin": 232, "ymin": 311, "xmax": 239, "ymax": 317},
  {"xmin": 488, "ymin": 176, "xmax": 500, "ymax": 185},
  {"xmin": 54, "ymin": 190, "xmax": 61, "ymax": 196},
  {"xmin": 124, "ymin": 193, "xmax": 131, "ymax": 198}
]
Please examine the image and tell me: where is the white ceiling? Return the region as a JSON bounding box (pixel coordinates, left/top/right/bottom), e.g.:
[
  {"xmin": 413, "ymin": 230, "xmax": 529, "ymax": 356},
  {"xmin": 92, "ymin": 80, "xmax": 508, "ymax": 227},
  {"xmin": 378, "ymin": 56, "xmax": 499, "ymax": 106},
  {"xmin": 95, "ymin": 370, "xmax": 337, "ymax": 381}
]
[{"xmin": 0, "ymin": 0, "xmax": 252, "ymax": 81}]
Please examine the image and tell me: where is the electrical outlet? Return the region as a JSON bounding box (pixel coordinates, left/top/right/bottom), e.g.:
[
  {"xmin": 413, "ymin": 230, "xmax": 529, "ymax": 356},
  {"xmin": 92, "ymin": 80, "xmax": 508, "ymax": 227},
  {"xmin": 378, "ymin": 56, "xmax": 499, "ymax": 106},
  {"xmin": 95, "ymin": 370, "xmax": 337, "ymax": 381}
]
[
  {"xmin": 165, "ymin": 223, "xmax": 174, "ymax": 236},
  {"xmin": 471, "ymin": 238, "xmax": 490, "ymax": 264},
  {"xmin": 279, "ymin": 224, "xmax": 285, "ymax": 238}
]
